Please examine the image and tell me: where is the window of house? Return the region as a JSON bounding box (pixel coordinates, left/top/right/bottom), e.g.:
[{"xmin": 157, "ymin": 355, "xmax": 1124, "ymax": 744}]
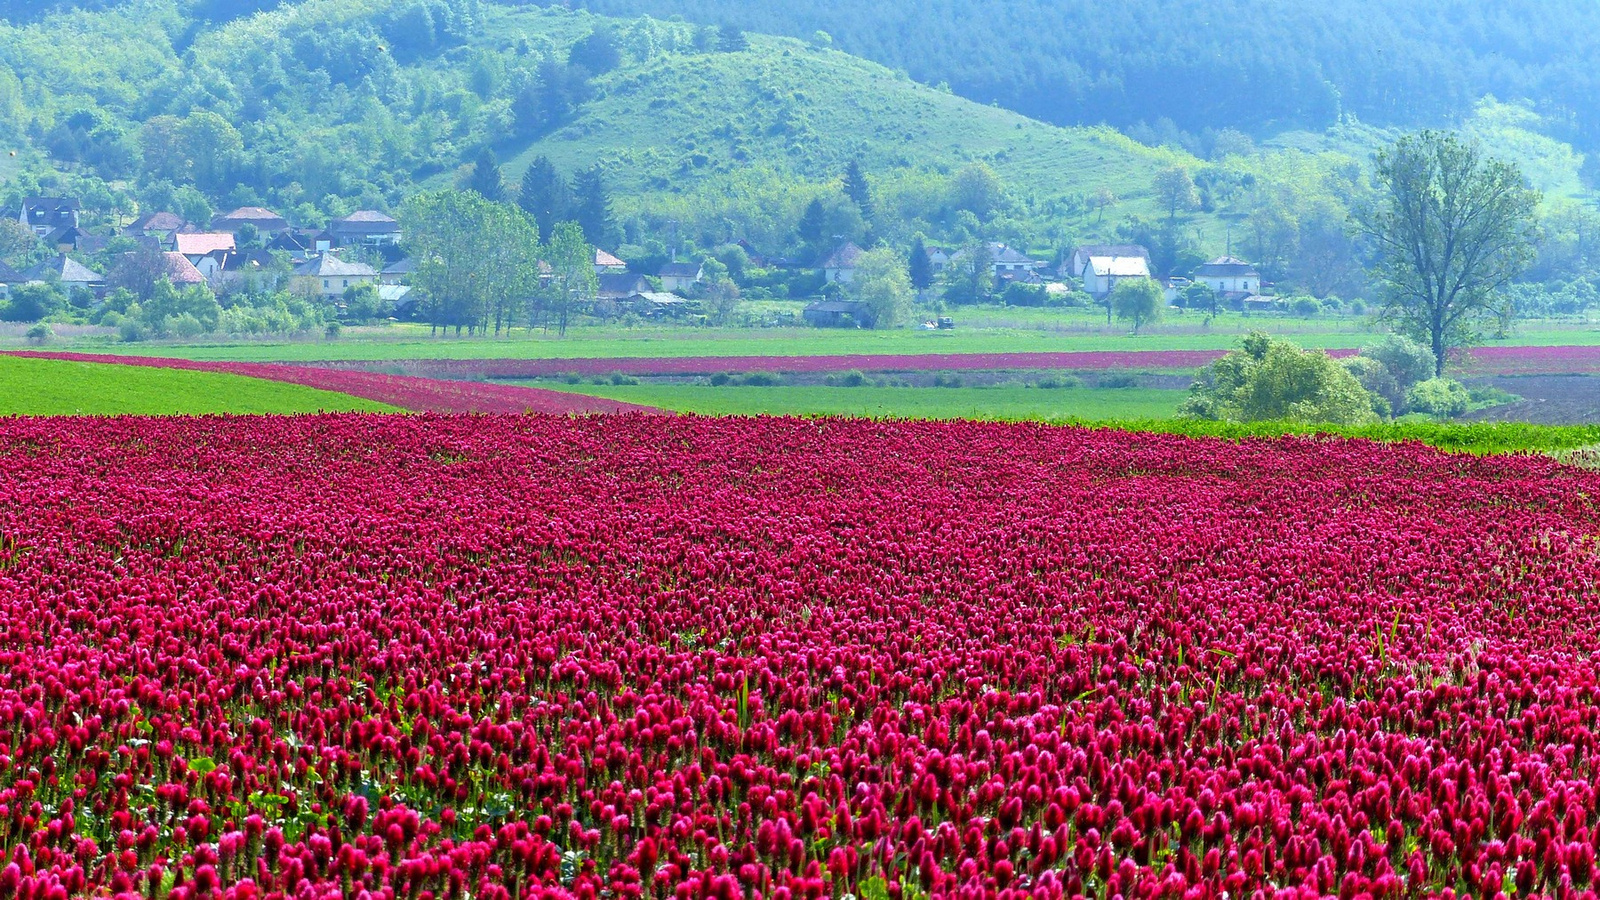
[
  {"xmin": 323, "ymin": 279, "xmax": 330, "ymax": 289},
  {"xmin": 342, "ymin": 279, "xmax": 349, "ymax": 287}
]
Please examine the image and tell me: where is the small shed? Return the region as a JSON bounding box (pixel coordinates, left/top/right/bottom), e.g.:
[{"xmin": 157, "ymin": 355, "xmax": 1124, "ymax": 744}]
[{"xmin": 803, "ymin": 299, "xmax": 870, "ymax": 327}]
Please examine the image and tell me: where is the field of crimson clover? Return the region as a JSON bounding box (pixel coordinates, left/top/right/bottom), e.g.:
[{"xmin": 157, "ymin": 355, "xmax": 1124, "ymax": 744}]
[{"xmin": 3, "ymin": 414, "xmax": 1600, "ymax": 900}]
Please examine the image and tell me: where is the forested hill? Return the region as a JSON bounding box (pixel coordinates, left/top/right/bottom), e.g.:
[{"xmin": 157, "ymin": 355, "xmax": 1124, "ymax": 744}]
[{"xmin": 572, "ymin": 0, "xmax": 1600, "ymax": 152}]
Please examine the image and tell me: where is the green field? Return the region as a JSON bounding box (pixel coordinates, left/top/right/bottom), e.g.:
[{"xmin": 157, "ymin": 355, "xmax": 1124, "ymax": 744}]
[
  {"xmin": 0, "ymin": 356, "xmax": 396, "ymax": 415},
  {"xmin": 36, "ymin": 314, "xmax": 1600, "ymax": 363},
  {"xmin": 546, "ymin": 383, "xmax": 1187, "ymax": 419},
  {"xmin": 1095, "ymin": 418, "xmax": 1600, "ymax": 459}
]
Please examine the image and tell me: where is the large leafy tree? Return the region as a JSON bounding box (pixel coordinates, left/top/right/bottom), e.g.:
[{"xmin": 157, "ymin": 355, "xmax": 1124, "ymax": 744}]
[
  {"xmin": 542, "ymin": 221, "xmax": 597, "ymax": 337},
  {"xmin": 850, "ymin": 247, "xmax": 913, "ymax": 328},
  {"xmin": 402, "ymin": 190, "xmax": 540, "ymax": 335},
  {"xmin": 1358, "ymin": 131, "xmax": 1539, "ymax": 375},
  {"xmin": 1109, "ymin": 278, "xmax": 1163, "ymax": 333}
]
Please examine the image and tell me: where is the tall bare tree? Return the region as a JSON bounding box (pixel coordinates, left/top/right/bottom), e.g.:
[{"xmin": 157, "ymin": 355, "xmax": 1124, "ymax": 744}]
[{"xmin": 1358, "ymin": 131, "xmax": 1539, "ymax": 375}]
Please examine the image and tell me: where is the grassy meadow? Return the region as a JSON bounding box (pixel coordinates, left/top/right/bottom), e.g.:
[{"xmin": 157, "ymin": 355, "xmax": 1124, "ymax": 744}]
[
  {"xmin": 542, "ymin": 383, "xmax": 1187, "ymax": 420},
  {"xmin": 0, "ymin": 356, "xmax": 396, "ymax": 416},
  {"xmin": 29, "ymin": 311, "xmax": 1598, "ymax": 364}
]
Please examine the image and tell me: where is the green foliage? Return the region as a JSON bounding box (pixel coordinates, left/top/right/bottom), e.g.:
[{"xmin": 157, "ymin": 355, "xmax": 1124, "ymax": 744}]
[
  {"xmin": 698, "ymin": 256, "xmax": 740, "ymax": 324},
  {"xmin": 516, "ymin": 156, "xmax": 574, "ymax": 240},
  {"xmin": 1000, "ymin": 282, "xmax": 1048, "ymax": 307},
  {"xmin": 1110, "ymin": 278, "xmax": 1163, "ymax": 333},
  {"xmin": 402, "ymin": 189, "xmax": 543, "ymax": 335},
  {"xmin": 1359, "ymin": 334, "xmax": 1436, "ymax": 392},
  {"xmin": 1406, "ymin": 377, "xmax": 1471, "ymax": 419},
  {"xmin": 1338, "ymin": 356, "xmax": 1399, "ymax": 417},
  {"xmin": 849, "ymin": 247, "xmax": 913, "ymax": 328},
  {"xmin": 541, "ymin": 221, "xmax": 598, "ymax": 336},
  {"xmin": 1, "ymin": 283, "xmax": 66, "ymax": 322},
  {"xmin": 1287, "ymin": 295, "xmax": 1322, "ymax": 317},
  {"xmin": 464, "ymin": 149, "xmax": 507, "ymax": 203},
  {"xmin": 940, "ymin": 238, "xmax": 992, "ymax": 305},
  {"xmin": 1183, "ymin": 331, "xmax": 1379, "ymax": 425},
  {"xmin": 342, "ymin": 282, "xmax": 387, "ymax": 322},
  {"xmin": 577, "ymin": 0, "xmax": 1600, "ymax": 155},
  {"xmin": 1359, "ymin": 131, "xmax": 1540, "ymax": 374},
  {"xmin": 907, "ymin": 236, "xmax": 933, "ymax": 292}
]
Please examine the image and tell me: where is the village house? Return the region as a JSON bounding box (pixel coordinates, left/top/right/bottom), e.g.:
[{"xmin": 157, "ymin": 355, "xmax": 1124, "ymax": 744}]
[
  {"xmin": 292, "ymin": 254, "xmax": 378, "ymax": 299},
  {"xmin": 21, "ymin": 253, "xmax": 103, "ymax": 295},
  {"xmin": 329, "ymin": 211, "xmax": 402, "ymax": 248},
  {"xmin": 161, "ymin": 252, "xmax": 209, "ymax": 289},
  {"xmin": 803, "ymin": 298, "xmax": 870, "ymax": 327},
  {"xmin": 172, "ymin": 232, "xmax": 238, "ymax": 281},
  {"xmin": 926, "ymin": 246, "xmax": 955, "ymax": 273},
  {"xmin": 988, "ymin": 243, "xmax": 1041, "ymax": 280},
  {"xmin": 1192, "ymin": 257, "xmax": 1261, "ymax": 297},
  {"xmin": 43, "ymin": 225, "xmax": 95, "ymax": 253},
  {"xmin": 212, "ymin": 206, "xmax": 290, "ymax": 235},
  {"xmin": 1081, "ymin": 254, "xmax": 1152, "ymax": 297},
  {"xmin": 18, "ymin": 197, "xmax": 80, "ymax": 237},
  {"xmin": 266, "ymin": 230, "xmax": 316, "ymax": 262},
  {"xmin": 216, "ymin": 250, "xmax": 285, "ymax": 291},
  {"xmin": 1068, "ymin": 244, "xmax": 1150, "ymax": 280},
  {"xmin": 817, "ymin": 242, "xmax": 864, "ymax": 284},
  {"xmin": 598, "ymin": 272, "xmax": 651, "ymax": 301},
  {"xmin": 657, "ymin": 261, "xmax": 704, "ymax": 293},
  {"xmin": 594, "ymin": 249, "xmax": 627, "ymax": 274},
  {"xmin": 126, "ymin": 211, "xmax": 193, "ymax": 241},
  {"xmin": 380, "ymin": 258, "xmax": 412, "ymax": 285},
  {"xmin": 631, "ymin": 292, "xmax": 695, "ymax": 318}
]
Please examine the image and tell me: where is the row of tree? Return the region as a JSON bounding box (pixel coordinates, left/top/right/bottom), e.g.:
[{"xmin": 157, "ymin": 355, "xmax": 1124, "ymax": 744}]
[{"xmin": 400, "ymin": 189, "xmax": 598, "ymax": 337}]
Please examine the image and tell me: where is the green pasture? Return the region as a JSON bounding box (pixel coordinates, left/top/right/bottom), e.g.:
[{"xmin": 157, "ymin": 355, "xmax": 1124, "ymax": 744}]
[
  {"xmin": 0, "ymin": 356, "xmax": 396, "ymax": 415},
  {"xmin": 28, "ymin": 311, "xmax": 1598, "ymax": 364},
  {"xmin": 1094, "ymin": 418, "xmax": 1600, "ymax": 459},
  {"xmin": 549, "ymin": 383, "xmax": 1186, "ymax": 420}
]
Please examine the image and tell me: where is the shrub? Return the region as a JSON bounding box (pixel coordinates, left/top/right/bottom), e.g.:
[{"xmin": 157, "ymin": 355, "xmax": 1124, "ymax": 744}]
[
  {"xmin": 741, "ymin": 372, "xmax": 778, "ymax": 386},
  {"xmin": 1361, "ymin": 335, "xmax": 1436, "ymax": 389},
  {"xmin": 609, "ymin": 372, "xmax": 641, "ymax": 385},
  {"xmin": 1097, "ymin": 373, "xmax": 1138, "ymax": 389},
  {"xmin": 1340, "ymin": 356, "xmax": 1403, "ymax": 416},
  {"xmin": 831, "ymin": 370, "xmax": 867, "ymax": 387},
  {"xmin": 1, "ymin": 283, "xmax": 67, "ymax": 322},
  {"xmin": 931, "ymin": 372, "xmax": 963, "ymax": 387},
  {"xmin": 1036, "ymin": 374, "xmax": 1084, "ymax": 389},
  {"xmin": 1287, "ymin": 295, "xmax": 1322, "ymax": 317},
  {"xmin": 1407, "ymin": 378, "xmax": 1471, "ymax": 419},
  {"xmin": 709, "ymin": 372, "xmax": 732, "ymax": 386},
  {"xmin": 1182, "ymin": 332, "xmax": 1379, "ymax": 425},
  {"xmin": 1000, "ymin": 282, "xmax": 1048, "ymax": 307},
  {"xmin": 24, "ymin": 322, "xmax": 53, "ymax": 344}
]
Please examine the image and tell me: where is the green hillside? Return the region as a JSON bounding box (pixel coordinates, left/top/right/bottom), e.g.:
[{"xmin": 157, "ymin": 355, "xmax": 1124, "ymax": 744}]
[
  {"xmin": 0, "ymin": 0, "xmax": 1591, "ymax": 297},
  {"xmin": 498, "ymin": 30, "xmax": 1207, "ymax": 251}
]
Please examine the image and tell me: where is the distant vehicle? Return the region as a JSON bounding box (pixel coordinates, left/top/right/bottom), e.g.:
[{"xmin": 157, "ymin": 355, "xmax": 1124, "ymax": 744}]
[{"xmin": 937, "ymin": 316, "xmax": 954, "ymax": 329}]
